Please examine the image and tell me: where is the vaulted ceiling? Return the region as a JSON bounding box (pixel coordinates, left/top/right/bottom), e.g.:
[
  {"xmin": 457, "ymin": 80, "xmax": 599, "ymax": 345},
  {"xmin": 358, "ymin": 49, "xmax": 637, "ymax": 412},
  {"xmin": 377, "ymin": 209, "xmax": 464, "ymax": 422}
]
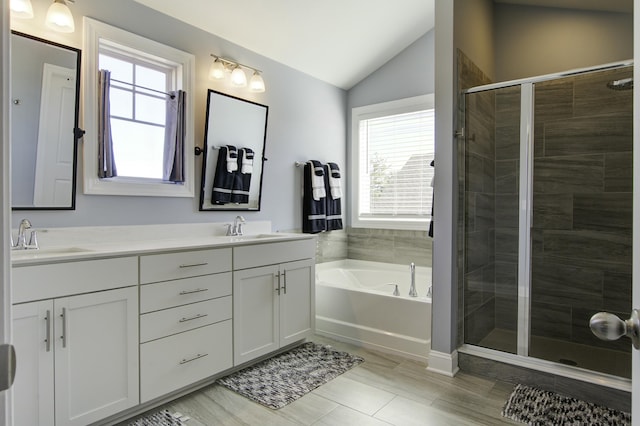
[{"xmin": 133, "ymin": 0, "xmax": 632, "ymax": 90}]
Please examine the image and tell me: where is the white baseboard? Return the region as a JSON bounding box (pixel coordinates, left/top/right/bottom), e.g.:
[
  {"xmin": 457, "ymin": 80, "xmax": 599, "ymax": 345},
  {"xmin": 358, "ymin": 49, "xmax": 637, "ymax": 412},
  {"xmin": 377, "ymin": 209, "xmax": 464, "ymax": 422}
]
[{"xmin": 427, "ymin": 349, "xmax": 459, "ymax": 377}]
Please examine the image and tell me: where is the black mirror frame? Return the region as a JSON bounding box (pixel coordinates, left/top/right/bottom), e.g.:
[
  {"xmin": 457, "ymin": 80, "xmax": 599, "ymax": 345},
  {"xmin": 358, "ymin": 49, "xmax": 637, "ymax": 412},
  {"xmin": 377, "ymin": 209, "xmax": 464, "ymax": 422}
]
[
  {"xmin": 198, "ymin": 90, "xmax": 268, "ymax": 212},
  {"xmin": 11, "ymin": 31, "xmax": 82, "ymax": 211}
]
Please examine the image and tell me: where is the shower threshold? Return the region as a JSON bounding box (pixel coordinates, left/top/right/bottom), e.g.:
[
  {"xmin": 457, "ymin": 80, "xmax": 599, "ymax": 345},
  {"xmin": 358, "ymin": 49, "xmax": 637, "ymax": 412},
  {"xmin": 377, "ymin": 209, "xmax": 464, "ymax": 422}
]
[{"xmin": 475, "ymin": 328, "xmax": 631, "ymax": 379}]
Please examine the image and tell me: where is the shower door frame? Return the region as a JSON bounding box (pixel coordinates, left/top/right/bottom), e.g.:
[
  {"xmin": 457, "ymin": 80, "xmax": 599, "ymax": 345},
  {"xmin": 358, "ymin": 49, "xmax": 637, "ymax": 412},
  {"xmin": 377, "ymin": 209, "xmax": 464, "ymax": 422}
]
[{"xmin": 460, "ymin": 60, "xmax": 634, "ymax": 391}]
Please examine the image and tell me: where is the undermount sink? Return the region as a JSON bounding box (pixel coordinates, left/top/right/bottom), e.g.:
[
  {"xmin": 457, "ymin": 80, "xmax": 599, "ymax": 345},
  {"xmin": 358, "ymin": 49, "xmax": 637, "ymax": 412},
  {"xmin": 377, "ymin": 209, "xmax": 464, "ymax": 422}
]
[{"xmin": 11, "ymin": 246, "xmax": 94, "ymax": 258}]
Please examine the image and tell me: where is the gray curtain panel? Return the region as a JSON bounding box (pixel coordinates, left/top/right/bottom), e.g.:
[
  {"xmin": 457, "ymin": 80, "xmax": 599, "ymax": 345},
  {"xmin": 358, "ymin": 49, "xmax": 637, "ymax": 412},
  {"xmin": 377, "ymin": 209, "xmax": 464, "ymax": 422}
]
[
  {"xmin": 163, "ymin": 90, "xmax": 186, "ymax": 182},
  {"xmin": 97, "ymin": 69, "xmax": 117, "ymax": 178}
]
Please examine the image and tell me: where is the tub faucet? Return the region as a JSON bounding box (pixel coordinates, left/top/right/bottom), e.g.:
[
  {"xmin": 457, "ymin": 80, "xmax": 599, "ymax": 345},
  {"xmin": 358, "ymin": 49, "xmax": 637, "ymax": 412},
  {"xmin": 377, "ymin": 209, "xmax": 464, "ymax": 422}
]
[{"xmin": 409, "ymin": 262, "xmax": 418, "ymax": 297}]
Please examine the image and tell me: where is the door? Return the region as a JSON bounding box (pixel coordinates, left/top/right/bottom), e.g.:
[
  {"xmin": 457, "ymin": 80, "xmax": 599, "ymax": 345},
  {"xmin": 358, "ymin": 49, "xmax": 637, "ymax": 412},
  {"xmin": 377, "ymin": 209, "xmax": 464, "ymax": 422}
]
[
  {"xmin": 33, "ymin": 63, "xmax": 75, "ymax": 207},
  {"xmin": 1, "ymin": 1, "xmax": 15, "ymax": 424},
  {"xmin": 54, "ymin": 287, "xmax": 139, "ymax": 426},
  {"xmin": 233, "ymin": 265, "xmax": 279, "ymax": 365},
  {"xmin": 279, "ymin": 259, "xmax": 314, "ymax": 347},
  {"xmin": 12, "ymin": 302, "xmax": 54, "ymax": 426}
]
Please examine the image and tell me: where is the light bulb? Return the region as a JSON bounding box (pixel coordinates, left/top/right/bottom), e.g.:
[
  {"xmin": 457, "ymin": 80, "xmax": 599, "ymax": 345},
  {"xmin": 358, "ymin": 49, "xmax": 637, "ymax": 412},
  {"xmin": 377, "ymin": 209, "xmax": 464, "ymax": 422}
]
[
  {"xmin": 10, "ymin": 0, "xmax": 34, "ymax": 19},
  {"xmin": 46, "ymin": 0, "xmax": 75, "ymax": 33},
  {"xmin": 209, "ymin": 59, "xmax": 225, "ymax": 80},
  {"xmin": 249, "ymin": 71, "xmax": 265, "ymax": 93},
  {"xmin": 230, "ymin": 66, "xmax": 247, "ymax": 87}
]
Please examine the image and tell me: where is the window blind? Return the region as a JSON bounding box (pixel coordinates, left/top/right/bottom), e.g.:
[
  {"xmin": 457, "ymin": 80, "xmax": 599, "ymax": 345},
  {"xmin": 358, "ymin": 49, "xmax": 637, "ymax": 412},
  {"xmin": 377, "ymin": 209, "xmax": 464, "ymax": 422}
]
[{"xmin": 358, "ymin": 109, "xmax": 434, "ymax": 218}]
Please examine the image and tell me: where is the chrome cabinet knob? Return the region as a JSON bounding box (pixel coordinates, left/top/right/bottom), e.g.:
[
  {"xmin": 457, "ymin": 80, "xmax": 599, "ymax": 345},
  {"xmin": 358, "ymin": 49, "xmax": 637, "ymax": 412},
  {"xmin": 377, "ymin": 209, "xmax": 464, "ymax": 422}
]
[{"xmin": 589, "ymin": 309, "xmax": 640, "ymax": 349}]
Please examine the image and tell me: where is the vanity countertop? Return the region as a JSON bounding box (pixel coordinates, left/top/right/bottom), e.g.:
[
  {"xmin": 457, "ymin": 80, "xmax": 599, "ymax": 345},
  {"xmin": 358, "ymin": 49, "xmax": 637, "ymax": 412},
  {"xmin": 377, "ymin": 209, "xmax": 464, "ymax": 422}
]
[{"xmin": 11, "ymin": 221, "xmax": 315, "ymax": 266}]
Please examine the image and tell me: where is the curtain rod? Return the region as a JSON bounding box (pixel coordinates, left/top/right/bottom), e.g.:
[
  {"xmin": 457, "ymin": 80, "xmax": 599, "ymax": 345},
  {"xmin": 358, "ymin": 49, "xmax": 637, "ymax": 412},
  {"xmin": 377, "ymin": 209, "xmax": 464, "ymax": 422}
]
[{"xmin": 110, "ymin": 77, "xmax": 175, "ymax": 99}]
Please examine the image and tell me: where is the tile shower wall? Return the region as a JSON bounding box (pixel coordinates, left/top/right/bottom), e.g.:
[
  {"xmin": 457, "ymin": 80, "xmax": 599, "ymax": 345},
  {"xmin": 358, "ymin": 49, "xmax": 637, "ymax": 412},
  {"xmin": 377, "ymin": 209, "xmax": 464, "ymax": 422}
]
[
  {"xmin": 529, "ymin": 68, "xmax": 633, "ymax": 354},
  {"xmin": 314, "ymin": 227, "xmax": 432, "ymax": 267},
  {"xmin": 458, "ymin": 50, "xmax": 499, "ymax": 348}
]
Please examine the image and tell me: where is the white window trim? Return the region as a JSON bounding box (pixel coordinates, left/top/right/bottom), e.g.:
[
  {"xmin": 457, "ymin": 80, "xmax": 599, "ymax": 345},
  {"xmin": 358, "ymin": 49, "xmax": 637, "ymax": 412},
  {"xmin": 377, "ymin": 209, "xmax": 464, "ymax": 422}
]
[
  {"xmin": 82, "ymin": 17, "xmax": 196, "ymax": 197},
  {"xmin": 350, "ymin": 94, "xmax": 434, "ymax": 231}
]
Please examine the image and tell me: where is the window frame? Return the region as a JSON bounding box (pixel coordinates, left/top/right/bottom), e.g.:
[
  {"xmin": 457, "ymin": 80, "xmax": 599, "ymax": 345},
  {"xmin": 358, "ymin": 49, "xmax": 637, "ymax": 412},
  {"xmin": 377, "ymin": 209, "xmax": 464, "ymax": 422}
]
[
  {"xmin": 350, "ymin": 94, "xmax": 434, "ymax": 231},
  {"xmin": 82, "ymin": 17, "xmax": 195, "ymax": 197}
]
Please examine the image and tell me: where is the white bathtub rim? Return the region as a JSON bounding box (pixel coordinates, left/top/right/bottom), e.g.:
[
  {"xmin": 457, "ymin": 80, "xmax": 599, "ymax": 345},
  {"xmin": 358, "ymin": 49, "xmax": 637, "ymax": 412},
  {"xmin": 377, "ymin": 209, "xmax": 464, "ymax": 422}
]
[
  {"xmin": 316, "ymin": 259, "xmax": 433, "ymax": 300},
  {"xmin": 316, "ymin": 316, "xmax": 431, "ymax": 363}
]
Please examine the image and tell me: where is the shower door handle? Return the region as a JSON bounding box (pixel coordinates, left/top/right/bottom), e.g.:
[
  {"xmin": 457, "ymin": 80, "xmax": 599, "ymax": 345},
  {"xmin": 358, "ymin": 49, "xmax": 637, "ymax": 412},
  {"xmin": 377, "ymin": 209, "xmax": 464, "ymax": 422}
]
[{"xmin": 589, "ymin": 309, "xmax": 640, "ymax": 349}]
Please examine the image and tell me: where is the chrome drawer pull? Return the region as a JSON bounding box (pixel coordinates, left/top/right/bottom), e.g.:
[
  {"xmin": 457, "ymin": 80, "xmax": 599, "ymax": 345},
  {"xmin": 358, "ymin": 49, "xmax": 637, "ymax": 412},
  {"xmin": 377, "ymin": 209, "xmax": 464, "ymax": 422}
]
[
  {"xmin": 60, "ymin": 308, "xmax": 67, "ymax": 348},
  {"xmin": 282, "ymin": 270, "xmax": 287, "ymax": 295},
  {"xmin": 44, "ymin": 310, "xmax": 51, "ymax": 352},
  {"xmin": 179, "ymin": 353, "xmax": 208, "ymax": 365},
  {"xmin": 179, "ymin": 288, "xmax": 209, "ymax": 295},
  {"xmin": 178, "ymin": 262, "xmax": 208, "ymax": 268},
  {"xmin": 179, "ymin": 313, "xmax": 208, "ymax": 323}
]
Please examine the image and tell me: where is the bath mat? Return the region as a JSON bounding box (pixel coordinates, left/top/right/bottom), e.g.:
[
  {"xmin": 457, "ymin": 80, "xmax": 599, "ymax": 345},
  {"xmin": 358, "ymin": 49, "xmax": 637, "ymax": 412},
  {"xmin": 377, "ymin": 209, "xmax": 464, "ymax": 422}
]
[
  {"xmin": 126, "ymin": 409, "xmax": 185, "ymax": 426},
  {"xmin": 216, "ymin": 341, "xmax": 364, "ymax": 409},
  {"xmin": 502, "ymin": 384, "xmax": 631, "ymax": 426}
]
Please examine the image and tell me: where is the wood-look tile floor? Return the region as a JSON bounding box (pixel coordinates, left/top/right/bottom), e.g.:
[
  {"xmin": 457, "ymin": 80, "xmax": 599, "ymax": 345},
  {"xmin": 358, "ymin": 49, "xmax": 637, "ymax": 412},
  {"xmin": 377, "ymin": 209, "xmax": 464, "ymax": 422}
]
[{"xmin": 152, "ymin": 336, "xmax": 520, "ymax": 426}]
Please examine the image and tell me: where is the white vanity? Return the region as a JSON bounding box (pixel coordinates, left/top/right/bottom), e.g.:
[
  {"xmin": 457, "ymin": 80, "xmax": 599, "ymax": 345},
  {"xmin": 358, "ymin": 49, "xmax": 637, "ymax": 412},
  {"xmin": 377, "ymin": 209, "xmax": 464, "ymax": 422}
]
[{"xmin": 10, "ymin": 222, "xmax": 315, "ymax": 426}]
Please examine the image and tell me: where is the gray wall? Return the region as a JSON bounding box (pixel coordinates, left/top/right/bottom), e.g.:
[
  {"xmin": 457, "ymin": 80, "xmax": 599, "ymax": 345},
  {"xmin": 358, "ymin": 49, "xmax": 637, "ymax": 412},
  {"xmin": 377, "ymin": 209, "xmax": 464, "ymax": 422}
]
[
  {"xmin": 494, "ymin": 4, "xmax": 633, "ymax": 82},
  {"xmin": 348, "ymin": 30, "xmax": 435, "ymax": 110},
  {"xmin": 10, "ymin": 0, "xmax": 346, "ymax": 231},
  {"xmin": 330, "ymin": 30, "xmax": 435, "ymax": 268}
]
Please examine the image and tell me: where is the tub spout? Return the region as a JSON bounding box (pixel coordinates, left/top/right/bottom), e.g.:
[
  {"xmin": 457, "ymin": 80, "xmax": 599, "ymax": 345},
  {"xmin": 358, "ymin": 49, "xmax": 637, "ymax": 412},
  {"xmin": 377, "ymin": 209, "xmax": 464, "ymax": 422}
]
[{"xmin": 409, "ymin": 262, "xmax": 418, "ymax": 297}]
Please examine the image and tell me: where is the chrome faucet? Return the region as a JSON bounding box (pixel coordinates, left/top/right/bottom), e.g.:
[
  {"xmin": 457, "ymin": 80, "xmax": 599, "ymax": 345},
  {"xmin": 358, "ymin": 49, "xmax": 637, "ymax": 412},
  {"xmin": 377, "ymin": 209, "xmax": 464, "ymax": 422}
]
[
  {"xmin": 13, "ymin": 218, "xmax": 38, "ymax": 250},
  {"xmin": 227, "ymin": 215, "xmax": 246, "ymax": 236},
  {"xmin": 409, "ymin": 262, "xmax": 418, "ymax": 297}
]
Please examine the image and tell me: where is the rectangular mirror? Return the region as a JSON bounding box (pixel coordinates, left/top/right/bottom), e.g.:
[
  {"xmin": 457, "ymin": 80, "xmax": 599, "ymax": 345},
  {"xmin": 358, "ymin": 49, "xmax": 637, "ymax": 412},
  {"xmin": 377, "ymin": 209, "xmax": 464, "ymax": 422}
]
[
  {"xmin": 11, "ymin": 31, "xmax": 81, "ymax": 210},
  {"xmin": 199, "ymin": 90, "xmax": 268, "ymax": 211}
]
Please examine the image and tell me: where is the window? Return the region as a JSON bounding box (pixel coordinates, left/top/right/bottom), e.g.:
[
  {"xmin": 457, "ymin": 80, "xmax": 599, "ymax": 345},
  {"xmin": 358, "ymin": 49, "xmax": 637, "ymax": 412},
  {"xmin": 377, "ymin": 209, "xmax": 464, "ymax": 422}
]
[
  {"xmin": 83, "ymin": 17, "xmax": 195, "ymax": 197},
  {"xmin": 351, "ymin": 95, "xmax": 434, "ymax": 230}
]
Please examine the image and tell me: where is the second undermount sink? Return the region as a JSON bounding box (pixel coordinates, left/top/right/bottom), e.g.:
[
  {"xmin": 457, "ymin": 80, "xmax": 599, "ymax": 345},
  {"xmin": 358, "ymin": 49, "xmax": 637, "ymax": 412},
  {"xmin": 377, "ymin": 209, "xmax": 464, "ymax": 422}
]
[{"xmin": 220, "ymin": 233, "xmax": 291, "ymax": 241}]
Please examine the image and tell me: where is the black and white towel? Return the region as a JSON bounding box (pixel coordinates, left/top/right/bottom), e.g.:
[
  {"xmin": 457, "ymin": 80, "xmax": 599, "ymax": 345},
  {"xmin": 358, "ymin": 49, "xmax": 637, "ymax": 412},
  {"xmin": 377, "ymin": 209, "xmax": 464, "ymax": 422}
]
[
  {"xmin": 212, "ymin": 145, "xmax": 237, "ymax": 204},
  {"xmin": 325, "ymin": 162, "xmax": 343, "ymax": 231},
  {"xmin": 231, "ymin": 148, "xmax": 253, "ymax": 204},
  {"xmin": 303, "ymin": 160, "xmax": 326, "ymax": 233}
]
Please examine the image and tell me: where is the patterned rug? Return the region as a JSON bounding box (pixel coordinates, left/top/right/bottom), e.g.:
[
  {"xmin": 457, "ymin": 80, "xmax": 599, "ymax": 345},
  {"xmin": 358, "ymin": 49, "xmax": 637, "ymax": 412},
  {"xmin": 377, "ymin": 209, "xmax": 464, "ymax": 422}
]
[
  {"xmin": 127, "ymin": 409, "xmax": 185, "ymax": 426},
  {"xmin": 216, "ymin": 342, "xmax": 364, "ymax": 409},
  {"xmin": 502, "ymin": 384, "xmax": 631, "ymax": 426}
]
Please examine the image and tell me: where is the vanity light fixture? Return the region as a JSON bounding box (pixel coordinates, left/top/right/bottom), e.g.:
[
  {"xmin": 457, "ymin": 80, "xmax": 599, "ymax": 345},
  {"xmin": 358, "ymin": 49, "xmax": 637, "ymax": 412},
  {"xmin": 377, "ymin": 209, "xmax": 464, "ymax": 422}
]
[
  {"xmin": 209, "ymin": 54, "xmax": 266, "ymax": 93},
  {"xmin": 46, "ymin": 0, "xmax": 75, "ymax": 33},
  {"xmin": 230, "ymin": 66, "xmax": 247, "ymax": 87},
  {"xmin": 249, "ymin": 71, "xmax": 266, "ymax": 93},
  {"xmin": 10, "ymin": 0, "xmax": 34, "ymax": 19}
]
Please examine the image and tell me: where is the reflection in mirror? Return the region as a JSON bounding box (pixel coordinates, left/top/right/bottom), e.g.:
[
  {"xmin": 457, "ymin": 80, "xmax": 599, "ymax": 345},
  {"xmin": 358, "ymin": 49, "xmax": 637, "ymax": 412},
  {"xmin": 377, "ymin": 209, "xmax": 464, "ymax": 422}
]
[
  {"xmin": 200, "ymin": 90, "xmax": 268, "ymax": 211},
  {"xmin": 11, "ymin": 31, "xmax": 81, "ymax": 210}
]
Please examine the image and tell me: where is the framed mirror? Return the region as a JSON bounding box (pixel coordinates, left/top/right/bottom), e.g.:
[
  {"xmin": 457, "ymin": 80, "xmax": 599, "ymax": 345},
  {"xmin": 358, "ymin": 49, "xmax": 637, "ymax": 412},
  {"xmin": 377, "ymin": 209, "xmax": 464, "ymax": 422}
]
[
  {"xmin": 11, "ymin": 31, "xmax": 82, "ymax": 210},
  {"xmin": 199, "ymin": 90, "xmax": 268, "ymax": 211}
]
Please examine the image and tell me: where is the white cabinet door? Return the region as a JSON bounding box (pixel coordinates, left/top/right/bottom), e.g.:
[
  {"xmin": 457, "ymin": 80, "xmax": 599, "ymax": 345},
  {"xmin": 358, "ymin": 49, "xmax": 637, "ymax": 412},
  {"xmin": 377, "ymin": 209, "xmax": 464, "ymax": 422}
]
[
  {"xmin": 12, "ymin": 301, "xmax": 55, "ymax": 426},
  {"xmin": 55, "ymin": 287, "xmax": 139, "ymax": 426},
  {"xmin": 279, "ymin": 259, "xmax": 315, "ymax": 347},
  {"xmin": 233, "ymin": 265, "xmax": 279, "ymax": 365}
]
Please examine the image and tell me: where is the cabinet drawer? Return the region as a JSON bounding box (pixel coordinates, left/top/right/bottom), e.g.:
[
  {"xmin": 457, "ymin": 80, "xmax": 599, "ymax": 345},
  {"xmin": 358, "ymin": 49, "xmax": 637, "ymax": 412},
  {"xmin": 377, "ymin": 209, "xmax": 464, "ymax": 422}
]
[
  {"xmin": 233, "ymin": 239, "xmax": 315, "ymax": 270},
  {"xmin": 12, "ymin": 257, "xmax": 138, "ymax": 304},
  {"xmin": 140, "ymin": 320, "xmax": 232, "ymax": 403},
  {"xmin": 140, "ymin": 248, "xmax": 231, "ymax": 284},
  {"xmin": 140, "ymin": 296, "xmax": 232, "ymax": 343},
  {"xmin": 140, "ymin": 272, "xmax": 231, "ymax": 313}
]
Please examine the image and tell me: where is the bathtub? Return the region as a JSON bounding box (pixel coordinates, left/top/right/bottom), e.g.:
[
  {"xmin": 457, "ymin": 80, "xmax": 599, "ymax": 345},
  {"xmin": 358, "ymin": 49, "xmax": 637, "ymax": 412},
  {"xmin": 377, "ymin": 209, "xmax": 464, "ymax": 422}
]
[{"xmin": 315, "ymin": 259, "xmax": 432, "ymax": 362}]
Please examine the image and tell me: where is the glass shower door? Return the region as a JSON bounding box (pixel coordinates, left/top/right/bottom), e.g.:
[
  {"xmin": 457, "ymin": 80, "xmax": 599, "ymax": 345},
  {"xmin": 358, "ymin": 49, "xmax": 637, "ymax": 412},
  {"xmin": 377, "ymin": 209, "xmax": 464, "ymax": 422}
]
[
  {"xmin": 463, "ymin": 85, "xmax": 521, "ymax": 354},
  {"xmin": 528, "ymin": 67, "xmax": 633, "ymax": 378}
]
